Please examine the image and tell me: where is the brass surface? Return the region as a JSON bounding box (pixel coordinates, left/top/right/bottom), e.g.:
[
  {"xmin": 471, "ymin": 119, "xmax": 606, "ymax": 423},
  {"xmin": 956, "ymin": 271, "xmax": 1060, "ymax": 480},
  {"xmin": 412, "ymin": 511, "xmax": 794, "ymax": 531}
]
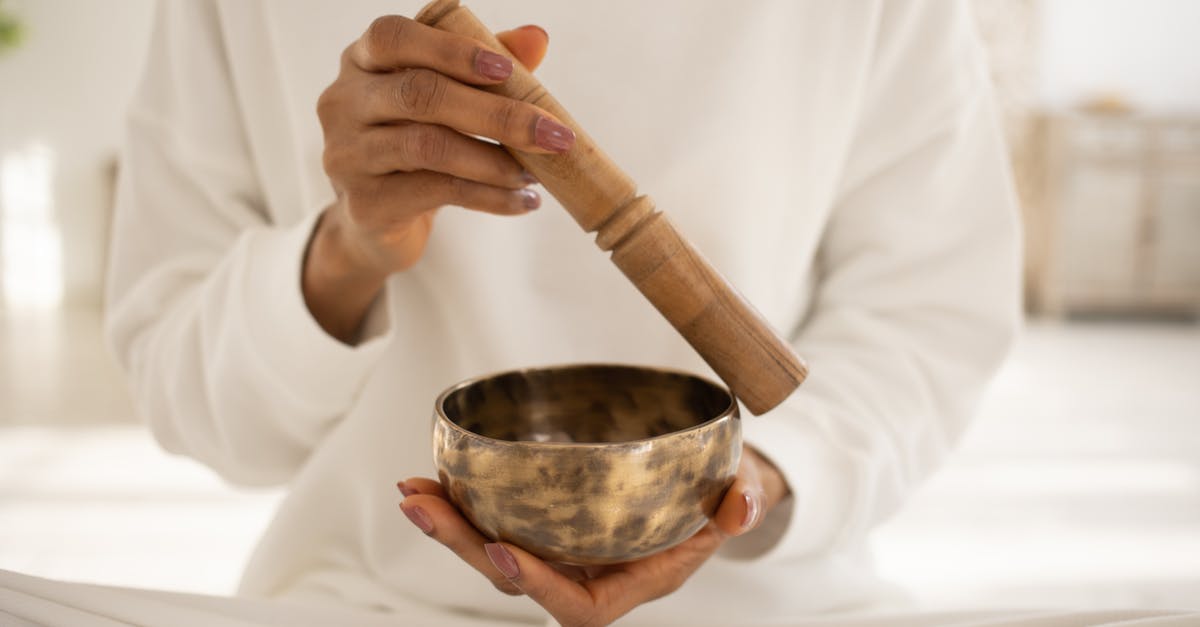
[{"xmin": 433, "ymin": 364, "xmax": 741, "ymax": 565}]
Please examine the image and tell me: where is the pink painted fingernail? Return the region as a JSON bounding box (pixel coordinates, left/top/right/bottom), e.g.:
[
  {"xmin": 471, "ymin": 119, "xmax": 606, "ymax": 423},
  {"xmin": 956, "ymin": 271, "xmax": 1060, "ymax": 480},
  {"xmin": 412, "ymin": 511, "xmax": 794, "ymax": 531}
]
[
  {"xmin": 741, "ymin": 491, "xmax": 760, "ymax": 530},
  {"xmin": 475, "ymin": 49, "xmax": 512, "ymax": 81},
  {"xmin": 520, "ymin": 170, "xmax": 538, "ymax": 184},
  {"xmin": 534, "ymin": 116, "xmax": 575, "ymax": 153},
  {"xmin": 401, "ymin": 504, "xmax": 434, "ymax": 534},
  {"xmin": 397, "ymin": 481, "xmax": 417, "ymax": 497},
  {"xmin": 485, "ymin": 543, "xmax": 520, "ymax": 579},
  {"xmin": 519, "ymin": 188, "xmax": 541, "ymax": 210}
]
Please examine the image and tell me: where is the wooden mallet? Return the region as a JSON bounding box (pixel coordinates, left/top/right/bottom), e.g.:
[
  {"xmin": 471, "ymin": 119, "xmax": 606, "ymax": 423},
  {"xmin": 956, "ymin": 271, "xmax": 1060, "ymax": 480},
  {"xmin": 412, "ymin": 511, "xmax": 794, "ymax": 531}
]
[{"xmin": 416, "ymin": 0, "xmax": 807, "ymax": 414}]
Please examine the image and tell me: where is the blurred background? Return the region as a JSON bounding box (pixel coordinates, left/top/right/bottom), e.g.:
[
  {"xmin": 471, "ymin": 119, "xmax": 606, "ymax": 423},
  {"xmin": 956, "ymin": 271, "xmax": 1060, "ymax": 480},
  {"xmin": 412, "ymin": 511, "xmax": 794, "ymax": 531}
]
[{"xmin": 1, "ymin": 0, "xmax": 1197, "ymax": 612}]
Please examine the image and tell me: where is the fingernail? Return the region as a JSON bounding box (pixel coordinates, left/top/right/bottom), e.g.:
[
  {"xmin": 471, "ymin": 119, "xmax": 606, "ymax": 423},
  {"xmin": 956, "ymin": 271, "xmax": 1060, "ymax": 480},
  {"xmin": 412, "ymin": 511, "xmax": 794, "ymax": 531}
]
[
  {"xmin": 741, "ymin": 491, "xmax": 760, "ymax": 530},
  {"xmin": 397, "ymin": 481, "xmax": 417, "ymax": 497},
  {"xmin": 518, "ymin": 24, "xmax": 548, "ymax": 43},
  {"xmin": 485, "ymin": 543, "xmax": 520, "ymax": 579},
  {"xmin": 520, "ymin": 170, "xmax": 538, "ymax": 185},
  {"xmin": 475, "ymin": 49, "xmax": 513, "ymax": 81},
  {"xmin": 401, "ymin": 504, "xmax": 434, "ymax": 534},
  {"xmin": 534, "ymin": 116, "xmax": 575, "ymax": 153},
  {"xmin": 518, "ymin": 188, "xmax": 541, "ymax": 210}
]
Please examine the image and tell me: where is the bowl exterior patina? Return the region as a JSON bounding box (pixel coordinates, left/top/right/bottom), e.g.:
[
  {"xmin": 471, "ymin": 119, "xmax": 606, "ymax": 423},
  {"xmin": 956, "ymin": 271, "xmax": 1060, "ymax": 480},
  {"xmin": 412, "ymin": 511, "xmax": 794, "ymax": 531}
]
[{"xmin": 432, "ymin": 364, "xmax": 741, "ymax": 565}]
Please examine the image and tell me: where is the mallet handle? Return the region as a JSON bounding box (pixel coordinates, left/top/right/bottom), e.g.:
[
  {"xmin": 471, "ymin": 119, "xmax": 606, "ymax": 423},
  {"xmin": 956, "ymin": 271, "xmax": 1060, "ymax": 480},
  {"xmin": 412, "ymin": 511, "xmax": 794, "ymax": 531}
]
[{"xmin": 416, "ymin": 0, "xmax": 807, "ymax": 414}]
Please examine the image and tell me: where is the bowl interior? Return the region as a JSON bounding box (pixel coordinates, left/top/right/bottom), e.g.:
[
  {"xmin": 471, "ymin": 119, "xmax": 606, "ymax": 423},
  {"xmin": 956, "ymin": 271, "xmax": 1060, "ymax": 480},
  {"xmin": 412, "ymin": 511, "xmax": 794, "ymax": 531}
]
[{"xmin": 440, "ymin": 365, "xmax": 732, "ymax": 444}]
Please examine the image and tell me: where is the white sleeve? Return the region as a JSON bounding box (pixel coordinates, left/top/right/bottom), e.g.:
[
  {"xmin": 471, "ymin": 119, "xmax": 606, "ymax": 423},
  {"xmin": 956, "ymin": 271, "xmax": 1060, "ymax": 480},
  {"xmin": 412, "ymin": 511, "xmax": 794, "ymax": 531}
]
[
  {"xmin": 723, "ymin": 0, "xmax": 1022, "ymax": 561},
  {"xmin": 104, "ymin": 0, "xmax": 394, "ymax": 486}
]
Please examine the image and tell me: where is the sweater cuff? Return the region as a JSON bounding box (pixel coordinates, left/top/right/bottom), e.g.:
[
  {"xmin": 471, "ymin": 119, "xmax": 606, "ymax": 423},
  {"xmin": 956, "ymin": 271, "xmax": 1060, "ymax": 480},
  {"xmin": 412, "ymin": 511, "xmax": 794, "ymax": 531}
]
[
  {"xmin": 240, "ymin": 212, "xmax": 395, "ymax": 413},
  {"xmin": 719, "ymin": 402, "xmax": 853, "ymax": 562}
]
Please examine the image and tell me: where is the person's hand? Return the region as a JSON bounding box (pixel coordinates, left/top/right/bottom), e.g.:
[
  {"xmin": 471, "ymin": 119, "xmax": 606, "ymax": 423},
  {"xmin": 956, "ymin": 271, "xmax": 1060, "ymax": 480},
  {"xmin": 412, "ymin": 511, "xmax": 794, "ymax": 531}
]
[
  {"xmin": 397, "ymin": 446, "xmax": 789, "ymax": 627},
  {"xmin": 304, "ymin": 16, "xmax": 575, "ymax": 342}
]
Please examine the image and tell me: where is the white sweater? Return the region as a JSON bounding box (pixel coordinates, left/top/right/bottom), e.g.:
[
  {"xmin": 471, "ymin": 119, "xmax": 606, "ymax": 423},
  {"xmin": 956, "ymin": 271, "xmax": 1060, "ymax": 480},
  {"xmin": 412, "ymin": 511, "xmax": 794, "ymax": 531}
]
[{"xmin": 106, "ymin": 1, "xmax": 1020, "ymax": 624}]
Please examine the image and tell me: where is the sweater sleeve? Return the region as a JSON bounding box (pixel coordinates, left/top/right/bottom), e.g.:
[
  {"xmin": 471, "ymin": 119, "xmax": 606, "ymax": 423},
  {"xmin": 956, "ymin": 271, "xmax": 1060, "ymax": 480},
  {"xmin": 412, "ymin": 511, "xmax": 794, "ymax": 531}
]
[
  {"xmin": 722, "ymin": 0, "xmax": 1022, "ymax": 561},
  {"xmin": 104, "ymin": 0, "xmax": 394, "ymax": 486}
]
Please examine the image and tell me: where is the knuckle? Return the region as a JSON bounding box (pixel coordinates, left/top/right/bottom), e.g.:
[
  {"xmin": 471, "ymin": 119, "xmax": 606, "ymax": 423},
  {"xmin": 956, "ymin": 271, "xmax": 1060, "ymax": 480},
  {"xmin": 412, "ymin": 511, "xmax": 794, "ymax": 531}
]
[
  {"xmin": 393, "ymin": 69, "xmax": 445, "ymax": 117},
  {"xmin": 446, "ymin": 174, "xmax": 473, "ymax": 201},
  {"xmin": 488, "ymin": 99, "xmax": 522, "ymax": 138},
  {"xmin": 363, "ymin": 15, "xmax": 412, "ymax": 62},
  {"xmin": 403, "ymin": 125, "xmax": 448, "ymax": 167},
  {"xmin": 437, "ymin": 531, "xmax": 478, "ymax": 558},
  {"xmin": 315, "ymin": 85, "xmax": 341, "ymax": 125},
  {"xmin": 341, "ymin": 189, "xmax": 372, "ymax": 222},
  {"xmin": 321, "ymin": 146, "xmax": 339, "ymax": 177},
  {"xmin": 408, "ymin": 172, "xmax": 453, "ymax": 208},
  {"xmin": 321, "ymin": 141, "xmax": 351, "ymax": 178}
]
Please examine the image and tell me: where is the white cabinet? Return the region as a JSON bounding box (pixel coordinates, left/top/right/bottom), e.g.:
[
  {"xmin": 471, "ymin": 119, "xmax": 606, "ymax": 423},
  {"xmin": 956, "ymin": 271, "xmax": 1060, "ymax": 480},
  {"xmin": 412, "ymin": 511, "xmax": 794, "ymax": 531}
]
[{"xmin": 1028, "ymin": 112, "xmax": 1200, "ymax": 316}]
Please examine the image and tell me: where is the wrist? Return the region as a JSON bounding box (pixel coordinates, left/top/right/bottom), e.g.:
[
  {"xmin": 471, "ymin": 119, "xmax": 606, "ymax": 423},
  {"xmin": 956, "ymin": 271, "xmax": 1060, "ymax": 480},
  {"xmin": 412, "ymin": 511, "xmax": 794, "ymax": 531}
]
[
  {"xmin": 310, "ymin": 206, "xmax": 390, "ymax": 285},
  {"xmin": 744, "ymin": 445, "xmax": 790, "ymax": 512},
  {"xmin": 302, "ymin": 207, "xmax": 389, "ymax": 343}
]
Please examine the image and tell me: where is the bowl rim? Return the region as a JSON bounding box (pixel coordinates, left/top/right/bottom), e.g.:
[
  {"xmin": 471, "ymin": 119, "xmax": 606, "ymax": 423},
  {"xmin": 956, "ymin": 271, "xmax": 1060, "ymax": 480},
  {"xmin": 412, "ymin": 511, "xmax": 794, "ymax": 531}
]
[{"xmin": 433, "ymin": 362, "xmax": 740, "ymax": 448}]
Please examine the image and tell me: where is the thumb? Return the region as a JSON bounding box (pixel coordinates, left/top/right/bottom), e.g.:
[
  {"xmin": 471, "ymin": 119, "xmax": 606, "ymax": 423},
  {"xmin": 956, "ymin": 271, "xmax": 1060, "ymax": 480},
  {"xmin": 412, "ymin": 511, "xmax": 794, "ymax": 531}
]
[
  {"xmin": 496, "ymin": 25, "xmax": 549, "ymax": 71},
  {"xmin": 713, "ymin": 452, "xmax": 765, "ymax": 537}
]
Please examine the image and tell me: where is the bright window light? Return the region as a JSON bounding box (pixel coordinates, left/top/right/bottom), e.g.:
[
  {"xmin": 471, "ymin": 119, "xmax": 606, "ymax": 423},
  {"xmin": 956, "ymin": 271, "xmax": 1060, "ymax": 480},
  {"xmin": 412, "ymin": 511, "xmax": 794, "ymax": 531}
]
[{"xmin": 1, "ymin": 142, "xmax": 62, "ymax": 310}]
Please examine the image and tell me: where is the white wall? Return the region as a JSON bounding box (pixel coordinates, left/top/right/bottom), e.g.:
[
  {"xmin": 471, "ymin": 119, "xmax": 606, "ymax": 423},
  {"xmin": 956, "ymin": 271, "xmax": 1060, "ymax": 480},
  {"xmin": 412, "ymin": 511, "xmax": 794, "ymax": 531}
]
[
  {"xmin": 0, "ymin": 0, "xmax": 155, "ymax": 310},
  {"xmin": 2, "ymin": 0, "xmax": 1198, "ymax": 309},
  {"xmin": 1037, "ymin": 0, "xmax": 1200, "ymax": 113}
]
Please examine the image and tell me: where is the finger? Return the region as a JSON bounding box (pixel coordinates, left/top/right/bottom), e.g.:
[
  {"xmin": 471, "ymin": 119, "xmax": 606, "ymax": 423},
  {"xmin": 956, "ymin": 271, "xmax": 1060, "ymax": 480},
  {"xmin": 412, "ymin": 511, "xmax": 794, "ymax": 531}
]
[
  {"xmin": 363, "ymin": 170, "xmax": 540, "ymax": 217},
  {"xmin": 396, "ymin": 476, "xmax": 447, "ymax": 499},
  {"xmin": 351, "ymin": 15, "xmax": 514, "ymax": 85},
  {"xmin": 400, "ymin": 493, "xmax": 523, "ymax": 596},
  {"xmin": 484, "ymin": 542, "xmax": 599, "ymax": 626},
  {"xmin": 496, "ymin": 25, "xmax": 549, "ymax": 71},
  {"xmin": 713, "ymin": 454, "xmax": 766, "ymax": 537},
  {"xmin": 600, "ymin": 525, "xmax": 725, "ymax": 604},
  {"xmin": 359, "ymin": 69, "xmax": 575, "ymax": 153},
  {"xmin": 360, "ymin": 124, "xmax": 532, "ymax": 189},
  {"xmin": 493, "ymin": 525, "xmax": 725, "ymax": 627}
]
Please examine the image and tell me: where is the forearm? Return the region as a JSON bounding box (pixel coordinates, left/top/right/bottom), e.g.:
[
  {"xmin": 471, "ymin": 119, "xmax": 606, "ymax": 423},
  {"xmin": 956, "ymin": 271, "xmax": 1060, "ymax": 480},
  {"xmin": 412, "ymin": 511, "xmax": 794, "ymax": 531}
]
[
  {"xmin": 108, "ymin": 215, "xmax": 397, "ymax": 485},
  {"xmin": 106, "ymin": 0, "xmax": 419, "ymax": 485}
]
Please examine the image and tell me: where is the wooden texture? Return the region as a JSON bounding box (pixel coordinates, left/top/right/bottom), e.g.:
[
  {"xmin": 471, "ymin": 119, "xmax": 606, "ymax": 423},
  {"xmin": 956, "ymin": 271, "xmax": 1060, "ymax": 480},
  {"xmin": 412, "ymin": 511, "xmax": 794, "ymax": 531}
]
[{"xmin": 416, "ymin": 0, "xmax": 807, "ymax": 414}]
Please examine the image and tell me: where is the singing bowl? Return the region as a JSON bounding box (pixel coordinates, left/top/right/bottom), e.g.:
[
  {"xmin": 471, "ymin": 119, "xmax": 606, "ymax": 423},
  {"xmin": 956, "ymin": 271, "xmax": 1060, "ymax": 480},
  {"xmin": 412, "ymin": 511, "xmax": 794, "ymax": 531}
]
[{"xmin": 432, "ymin": 364, "xmax": 741, "ymax": 565}]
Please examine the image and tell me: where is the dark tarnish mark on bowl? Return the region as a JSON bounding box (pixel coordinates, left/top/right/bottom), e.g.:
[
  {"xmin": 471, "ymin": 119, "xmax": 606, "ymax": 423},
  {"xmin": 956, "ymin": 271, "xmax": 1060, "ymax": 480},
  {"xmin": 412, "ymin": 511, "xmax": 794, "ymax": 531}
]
[
  {"xmin": 505, "ymin": 501, "xmax": 544, "ymax": 521},
  {"xmin": 432, "ymin": 364, "xmax": 740, "ymax": 565},
  {"xmin": 645, "ymin": 453, "xmax": 671, "ymax": 471},
  {"xmin": 443, "ymin": 449, "xmax": 472, "ymax": 478},
  {"xmin": 697, "ymin": 476, "xmax": 733, "ymax": 515},
  {"xmin": 494, "ymin": 483, "xmax": 527, "ymax": 503},
  {"xmin": 562, "ymin": 507, "xmax": 601, "ymax": 537},
  {"xmin": 508, "ymin": 524, "xmax": 565, "ymax": 554},
  {"xmin": 661, "ymin": 510, "xmax": 705, "ymax": 544},
  {"xmin": 614, "ymin": 514, "xmax": 648, "ymax": 544},
  {"xmin": 583, "ymin": 456, "xmax": 610, "ymax": 476},
  {"xmin": 703, "ymin": 447, "xmax": 725, "ymax": 482}
]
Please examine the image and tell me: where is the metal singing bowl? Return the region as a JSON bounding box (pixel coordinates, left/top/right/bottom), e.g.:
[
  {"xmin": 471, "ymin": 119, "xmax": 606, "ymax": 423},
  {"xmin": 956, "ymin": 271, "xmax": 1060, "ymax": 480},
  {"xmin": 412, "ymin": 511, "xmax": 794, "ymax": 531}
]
[{"xmin": 432, "ymin": 364, "xmax": 741, "ymax": 565}]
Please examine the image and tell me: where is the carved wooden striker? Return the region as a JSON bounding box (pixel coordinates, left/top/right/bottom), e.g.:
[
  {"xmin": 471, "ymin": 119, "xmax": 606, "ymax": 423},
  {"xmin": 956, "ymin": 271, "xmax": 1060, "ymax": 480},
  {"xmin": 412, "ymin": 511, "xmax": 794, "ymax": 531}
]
[{"xmin": 416, "ymin": 0, "xmax": 807, "ymax": 414}]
